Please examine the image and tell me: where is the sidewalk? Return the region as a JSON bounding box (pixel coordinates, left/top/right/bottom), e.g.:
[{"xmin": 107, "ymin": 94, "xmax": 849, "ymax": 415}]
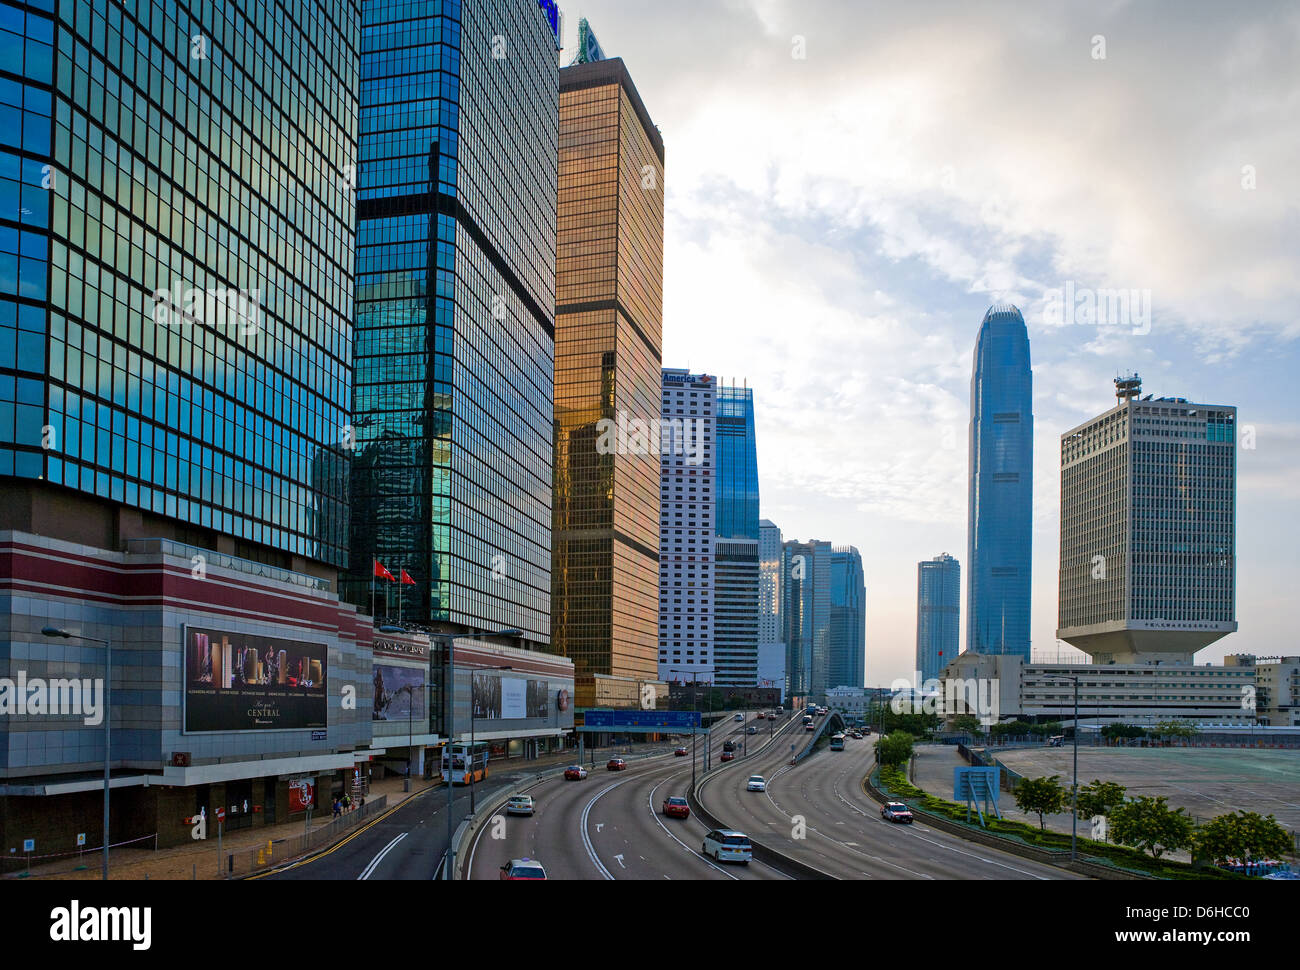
[{"xmin": 7, "ymin": 747, "xmax": 593, "ymax": 881}]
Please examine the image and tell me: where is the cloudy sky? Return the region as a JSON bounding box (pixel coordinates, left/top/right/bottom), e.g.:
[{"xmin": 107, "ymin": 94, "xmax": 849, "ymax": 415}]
[{"xmin": 559, "ymin": 0, "xmax": 1300, "ymax": 685}]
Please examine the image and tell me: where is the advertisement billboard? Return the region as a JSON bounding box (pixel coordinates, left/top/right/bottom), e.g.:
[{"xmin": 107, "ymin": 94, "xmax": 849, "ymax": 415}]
[
  {"xmin": 184, "ymin": 626, "xmax": 327, "ymax": 732},
  {"xmin": 373, "ymin": 664, "xmax": 426, "ymax": 721},
  {"xmin": 472, "ymin": 671, "xmax": 554, "ymax": 721}
]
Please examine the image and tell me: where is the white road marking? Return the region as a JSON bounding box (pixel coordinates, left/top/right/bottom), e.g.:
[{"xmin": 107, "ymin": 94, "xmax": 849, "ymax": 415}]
[{"xmin": 357, "ymin": 832, "xmax": 407, "ymax": 880}]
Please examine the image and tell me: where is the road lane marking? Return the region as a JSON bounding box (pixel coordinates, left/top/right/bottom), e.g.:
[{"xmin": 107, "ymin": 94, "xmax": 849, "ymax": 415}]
[{"xmin": 357, "ymin": 832, "xmax": 408, "ymax": 880}]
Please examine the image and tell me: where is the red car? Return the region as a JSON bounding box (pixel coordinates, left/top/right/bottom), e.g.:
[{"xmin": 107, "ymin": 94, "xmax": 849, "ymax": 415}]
[
  {"xmin": 674, "ymin": 746, "xmax": 689, "ymax": 757},
  {"xmin": 606, "ymin": 758, "xmax": 627, "ymax": 771},
  {"xmin": 563, "ymin": 765, "xmax": 588, "ymax": 781},
  {"xmin": 720, "ymin": 750, "xmax": 735, "ymax": 762},
  {"xmin": 881, "ymin": 802, "xmax": 914, "ymax": 824},
  {"xmin": 662, "ymin": 795, "xmax": 690, "ymax": 819}
]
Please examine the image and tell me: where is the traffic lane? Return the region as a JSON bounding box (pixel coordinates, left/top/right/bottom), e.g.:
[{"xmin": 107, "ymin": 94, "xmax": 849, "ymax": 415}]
[
  {"xmin": 781, "ymin": 740, "xmax": 1085, "ymax": 880},
  {"xmin": 584, "ymin": 754, "xmax": 786, "ymax": 880}
]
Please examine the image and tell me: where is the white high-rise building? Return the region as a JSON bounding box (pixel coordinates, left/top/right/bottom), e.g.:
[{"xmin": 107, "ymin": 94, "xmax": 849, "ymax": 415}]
[
  {"xmin": 658, "ymin": 370, "xmax": 716, "ymax": 684},
  {"xmin": 758, "ymin": 520, "xmax": 787, "ymax": 696},
  {"xmin": 1057, "ymin": 376, "xmax": 1238, "ymax": 664}
]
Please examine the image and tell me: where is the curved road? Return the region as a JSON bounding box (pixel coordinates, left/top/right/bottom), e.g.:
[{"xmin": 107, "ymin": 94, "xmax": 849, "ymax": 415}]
[
  {"xmin": 468, "ymin": 712, "xmax": 800, "ymax": 880},
  {"xmin": 697, "ymin": 730, "xmax": 1087, "ymax": 880}
]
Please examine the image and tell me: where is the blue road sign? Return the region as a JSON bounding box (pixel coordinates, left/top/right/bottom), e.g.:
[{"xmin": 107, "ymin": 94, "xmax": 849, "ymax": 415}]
[{"xmin": 582, "ymin": 709, "xmax": 701, "ymax": 729}]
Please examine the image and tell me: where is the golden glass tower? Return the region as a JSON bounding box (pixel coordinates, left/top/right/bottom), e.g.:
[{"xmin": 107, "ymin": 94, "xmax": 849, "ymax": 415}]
[{"xmin": 551, "ymin": 57, "xmax": 665, "ymax": 683}]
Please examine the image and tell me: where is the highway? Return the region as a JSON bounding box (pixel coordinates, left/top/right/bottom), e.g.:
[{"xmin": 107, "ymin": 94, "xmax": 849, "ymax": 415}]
[
  {"xmin": 468, "ymin": 711, "xmax": 800, "ymax": 880},
  {"xmin": 696, "ymin": 728, "xmax": 1087, "ymax": 880}
]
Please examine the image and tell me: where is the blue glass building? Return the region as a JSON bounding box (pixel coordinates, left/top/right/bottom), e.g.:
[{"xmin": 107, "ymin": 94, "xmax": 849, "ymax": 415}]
[
  {"xmin": 828, "ymin": 546, "xmax": 865, "ymax": 688},
  {"xmin": 967, "ymin": 304, "xmax": 1033, "ymax": 658},
  {"xmin": 346, "ymin": 0, "xmax": 560, "ymax": 643},
  {"xmin": 715, "ymin": 383, "xmax": 758, "ymax": 541},
  {"xmin": 916, "ymin": 552, "xmax": 960, "ymax": 682}
]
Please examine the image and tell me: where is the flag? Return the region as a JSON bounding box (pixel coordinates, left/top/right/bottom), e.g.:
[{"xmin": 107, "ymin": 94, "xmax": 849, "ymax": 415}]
[
  {"xmin": 374, "ymin": 560, "xmax": 395, "ymax": 582},
  {"xmin": 399, "ymin": 569, "xmax": 416, "ymax": 585}
]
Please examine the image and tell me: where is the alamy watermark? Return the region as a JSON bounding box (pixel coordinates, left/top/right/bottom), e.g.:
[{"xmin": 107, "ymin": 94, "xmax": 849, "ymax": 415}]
[
  {"xmin": 152, "ymin": 282, "xmax": 262, "ymax": 335},
  {"xmin": 0, "ymin": 671, "xmax": 104, "ymax": 725},
  {"xmin": 1042, "ymin": 281, "xmax": 1151, "ymax": 336},
  {"xmin": 889, "ymin": 672, "xmax": 1000, "ymax": 726},
  {"xmin": 596, "ymin": 411, "xmax": 704, "ymax": 465}
]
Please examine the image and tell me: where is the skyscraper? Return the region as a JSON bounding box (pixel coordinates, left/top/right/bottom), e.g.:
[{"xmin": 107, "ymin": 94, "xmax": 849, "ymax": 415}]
[
  {"xmin": 551, "ymin": 53, "xmax": 665, "ymax": 684},
  {"xmin": 967, "ymin": 304, "xmax": 1033, "ymax": 658},
  {"xmin": 917, "ymin": 552, "xmax": 961, "ymax": 683},
  {"xmin": 347, "ymin": 0, "xmax": 560, "ymax": 646},
  {"xmin": 712, "ymin": 383, "xmax": 760, "ymax": 685},
  {"xmin": 0, "ymin": 0, "xmax": 370, "ymax": 850},
  {"xmin": 658, "ymin": 369, "xmax": 715, "ymax": 683},
  {"xmin": 828, "ymin": 546, "xmax": 866, "ymax": 688},
  {"xmin": 757, "ymin": 519, "xmax": 787, "ymax": 695},
  {"xmin": 783, "ymin": 538, "xmax": 831, "ymax": 698},
  {"xmin": 1057, "ymin": 376, "xmax": 1237, "ymax": 663}
]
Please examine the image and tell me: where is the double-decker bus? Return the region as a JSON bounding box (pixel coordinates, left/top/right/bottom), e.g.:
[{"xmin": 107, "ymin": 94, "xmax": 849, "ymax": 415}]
[
  {"xmin": 829, "ymin": 733, "xmax": 846, "ymax": 751},
  {"xmin": 441, "ymin": 741, "xmax": 489, "ymax": 784}
]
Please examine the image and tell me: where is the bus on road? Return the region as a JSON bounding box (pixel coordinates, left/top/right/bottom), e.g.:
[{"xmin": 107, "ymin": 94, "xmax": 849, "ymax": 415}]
[
  {"xmin": 829, "ymin": 733, "xmax": 846, "ymax": 751},
  {"xmin": 441, "ymin": 741, "xmax": 489, "ymax": 784}
]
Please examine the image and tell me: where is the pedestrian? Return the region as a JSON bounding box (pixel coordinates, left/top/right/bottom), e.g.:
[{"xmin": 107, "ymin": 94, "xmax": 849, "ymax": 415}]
[
  {"xmin": 332, "ymin": 798, "xmax": 341, "ymax": 818},
  {"xmin": 343, "ymin": 792, "xmax": 352, "ymax": 812}
]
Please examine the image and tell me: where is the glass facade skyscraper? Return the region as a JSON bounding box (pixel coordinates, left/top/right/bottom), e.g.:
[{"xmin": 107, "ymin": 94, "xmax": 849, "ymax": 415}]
[
  {"xmin": 916, "ymin": 552, "xmax": 960, "ymax": 683},
  {"xmin": 1, "ymin": 0, "xmax": 358, "ymax": 570},
  {"xmin": 782, "ymin": 538, "xmax": 830, "ymax": 698},
  {"xmin": 551, "ymin": 56, "xmax": 664, "ymax": 683},
  {"xmin": 967, "ymin": 304, "xmax": 1033, "ymax": 658},
  {"xmin": 716, "ymin": 383, "xmax": 758, "ymax": 541},
  {"xmin": 346, "ymin": 0, "xmax": 559, "ymax": 643},
  {"xmin": 828, "ymin": 545, "xmax": 865, "ymax": 688}
]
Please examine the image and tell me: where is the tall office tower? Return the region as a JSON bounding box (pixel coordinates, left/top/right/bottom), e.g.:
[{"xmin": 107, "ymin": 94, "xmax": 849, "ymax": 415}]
[
  {"xmin": 967, "ymin": 304, "xmax": 1033, "ymax": 658},
  {"xmin": 758, "ymin": 519, "xmax": 787, "ymax": 695},
  {"xmin": 550, "ymin": 53, "xmax": 664, "ymax": 683},
  {"xmin": 712, "ymin": 383, "xmax": 760, "ymax": 684},
  {"xmin": 1057, "ymin": 376, "xmax": 1237, "ymax": 663},
  {"xmin": 917, "ymin": 552, "xmax": 961, "ymax": 683},
  {"xmin": 829, "ymin": 546, "xmax": 866, "ymax": 688},
  {"xmin": 783, "ymin": 539, "xmax": 831, "ymax": 698},
  {"xmin": 658, "ymin": 370, "xmax": 716, "ymax": 684},
  {"xmin": 347, "ymin": 0, "xmax": 561, "ymax": 646},
  {"xmin": 0, "ymin": 0, "xmax": 370, "ymax": 848}
]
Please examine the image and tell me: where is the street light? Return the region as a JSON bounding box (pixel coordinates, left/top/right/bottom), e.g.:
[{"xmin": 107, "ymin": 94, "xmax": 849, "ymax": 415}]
[
  {"xmin": 428, "ymin": 627, "xmax": 521, "ymax": 880},
  {"xmin": 667, "ymin": 667, "xmax": 708, "ymax": 787},
  {"xmin": 42, "ymin": 626, "xmax": 110, "ymax": 880},
  {"xmin": 1051, "ymin": 675, "xmax": 1081, "ymax": 862}
]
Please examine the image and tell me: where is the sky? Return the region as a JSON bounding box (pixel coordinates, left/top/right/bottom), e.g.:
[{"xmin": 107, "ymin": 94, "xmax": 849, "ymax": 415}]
[{"xmin": 558, "ymin": 0, "xmax": 1300, "ymax": 686}]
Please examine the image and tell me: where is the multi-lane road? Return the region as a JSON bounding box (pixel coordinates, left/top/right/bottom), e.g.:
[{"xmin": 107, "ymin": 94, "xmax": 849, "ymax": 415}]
[{"xmin": 467, "ymin": 711, "xmax": 798, "ymax": 880}]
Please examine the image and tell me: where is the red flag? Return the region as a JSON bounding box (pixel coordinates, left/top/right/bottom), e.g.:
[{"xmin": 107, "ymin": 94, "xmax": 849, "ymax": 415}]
[
  {"xmin": 399, "ymin": 569, "xmax": 416, "ymax": 585},
  {"xmin": 373, "ymin": 560, "xmax": 395, "ymax": 582}
]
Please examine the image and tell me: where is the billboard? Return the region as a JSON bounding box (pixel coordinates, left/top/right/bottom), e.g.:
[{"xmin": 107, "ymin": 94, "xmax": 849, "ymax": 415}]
[
  {"xmin": 373, "ymin": 664, "xmax": 426, "ymax": 721},
  {"xmin": 583, "ymin": 710, "xmax": 702, "ymax": 729},
  {"xmin": 472, "ymin": 672, "xmax": 553, "ymax": 720},
  {"xmin": 185, "ymin": 626, "xmax": 327, "ymax": 732}
]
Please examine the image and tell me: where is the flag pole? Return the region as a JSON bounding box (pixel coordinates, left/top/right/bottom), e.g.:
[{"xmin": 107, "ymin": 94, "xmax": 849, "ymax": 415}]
[{"xmin": 397, "ymin": 565, "xmax": 402, "ymax": 626}]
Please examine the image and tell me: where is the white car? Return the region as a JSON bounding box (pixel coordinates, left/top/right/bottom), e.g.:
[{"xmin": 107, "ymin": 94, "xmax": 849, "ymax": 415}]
[
  {"xmin": 505, "ymin": 794, "xmax": 534, "ymax": 816},
  {"xmin": 701, "ymin": 829, "xmax": 752, "ymax": 864},
  {"xmin": 734, "ymin": 713, "xmax": 745, "ymax": 721},
  {"xmin": 746, "ymin": 775, "xmax": 766, "ymax": 792}
]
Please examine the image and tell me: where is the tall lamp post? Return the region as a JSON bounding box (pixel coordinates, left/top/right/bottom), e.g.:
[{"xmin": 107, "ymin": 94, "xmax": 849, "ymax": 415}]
[
  {"xmin": 42, "ymin": 627, "xmax": 110, "ymax": 880},
  {"xmin": 667, "ymin": 667, "xmax": 707, "ymax": 786},
  {"xmin": 1052, "ymin": 675, "xmax": 1081, "ymax": 862},
  {"xmin": 379, "ymin": 624, "xmax": 520, "ymax": 880}
]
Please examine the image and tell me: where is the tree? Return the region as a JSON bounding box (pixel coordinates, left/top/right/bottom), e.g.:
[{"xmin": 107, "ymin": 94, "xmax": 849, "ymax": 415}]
[
  {"xmin": 1194, "ymin": 811, "xmax": 1293, "ymax": 870},
  {"xmin": 1153, "ymin": 719, "xmax": 1197, "ymax": 741},
  {"xmin": 1109, "ymin": 796, "xmax": 1194, "ymax": 859},
  {"xmin": 1074, "ymin": 780, "xmax": 1126, "ymax": 832},
  {"xmin": 1100, "ymin": 722, "xmax": 1146, "ymax": 742},
  {"xmin": 951, "ymin": 714, "xmax": 983, "ymax": 737},
  {"xmin": 874, "ymin": 731, "xmax": 914, "ymax": 767},
  {"xmin": 1014, "ymin": 775, "xmax": 1067, "ymax": 830}
]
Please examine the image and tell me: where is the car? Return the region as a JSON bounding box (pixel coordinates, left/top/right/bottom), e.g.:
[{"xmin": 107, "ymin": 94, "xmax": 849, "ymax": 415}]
[
  {"xmin": 720, "ymin": 750, "xmax": 735, "ymax": 762},
  {"xmin": 805, "ymin": 723, "xmax": 816, "ymax": 731},
  {"xmin": 701, "ymin": 829, "xmax": 752, "ymax": 865},
  {"xmin": 505, "ymin": 794, "xmax": 534, "ymax": 816},
  {"xmin": 746, "ymin": 775, "xmax": 766, "ymax": 792},
  {"xmin": 606, "ymin": 758, "xmax": 627, "ymax": 771},
  {"xmin": 881, "ymin": 801, "xmax": 914, "ymax": 824},
  {"xmin": 746, "ymin": 726, "xmax": 758, "ymax": 735},
  {"xmin": 1047, "ymin": 735, "xmax": 1066, "ymax": 747},
  {"xmin": 500, "ymin": 857, "xmax": 547, "ymax": 880},
  {"xmin": 722, "ymin": 740, "xmax": 737, "ymax": 752},
  {"xmin": 563, "ymin": 765, "xmax": 588, "ymax": 781},
  {"xmin": 674, "ymin": 746, "xmax": 689, "ymax": 757},
  {"xmin": 662, "ymin": 795, "xmax": 690, "ymax": 819},
  {"xmin": 734, "ymin": 713, "xmax": 745, "ymax": 721}
]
